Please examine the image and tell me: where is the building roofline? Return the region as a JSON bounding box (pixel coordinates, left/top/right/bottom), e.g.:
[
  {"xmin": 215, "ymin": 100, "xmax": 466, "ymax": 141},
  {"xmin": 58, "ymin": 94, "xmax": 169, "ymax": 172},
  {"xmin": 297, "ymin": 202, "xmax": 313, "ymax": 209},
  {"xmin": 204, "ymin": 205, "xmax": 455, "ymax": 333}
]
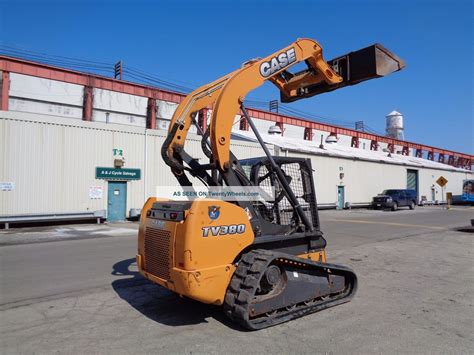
[{"xmin": 0, "ymin": 54, "xmax": 472, "ymax": 161}]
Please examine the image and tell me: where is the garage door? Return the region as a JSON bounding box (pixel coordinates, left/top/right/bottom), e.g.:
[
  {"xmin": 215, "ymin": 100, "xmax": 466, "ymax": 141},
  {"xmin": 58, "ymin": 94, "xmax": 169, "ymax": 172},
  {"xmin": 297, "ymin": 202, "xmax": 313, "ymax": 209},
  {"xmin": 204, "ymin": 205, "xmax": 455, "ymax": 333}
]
[{"xmin": 407, "ymin": 169, "xmax": 418, "ymax": 196}]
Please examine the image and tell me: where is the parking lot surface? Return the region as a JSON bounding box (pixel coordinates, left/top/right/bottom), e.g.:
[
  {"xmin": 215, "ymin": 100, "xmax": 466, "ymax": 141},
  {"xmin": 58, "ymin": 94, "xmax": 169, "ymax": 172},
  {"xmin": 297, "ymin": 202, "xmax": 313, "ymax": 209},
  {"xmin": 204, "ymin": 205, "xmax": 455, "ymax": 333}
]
[{"xmin": 1, "ymin": 206, "xmax": 473, "ymax": 354}]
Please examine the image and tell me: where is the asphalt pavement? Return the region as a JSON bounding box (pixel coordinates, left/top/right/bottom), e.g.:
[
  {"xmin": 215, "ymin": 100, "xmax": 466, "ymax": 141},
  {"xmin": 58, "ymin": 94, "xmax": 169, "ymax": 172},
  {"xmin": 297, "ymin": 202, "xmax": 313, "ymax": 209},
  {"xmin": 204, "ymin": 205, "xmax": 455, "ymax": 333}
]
[{"xmin": 1, "ymin": 206, "xmax": 473, "ymax": 354}]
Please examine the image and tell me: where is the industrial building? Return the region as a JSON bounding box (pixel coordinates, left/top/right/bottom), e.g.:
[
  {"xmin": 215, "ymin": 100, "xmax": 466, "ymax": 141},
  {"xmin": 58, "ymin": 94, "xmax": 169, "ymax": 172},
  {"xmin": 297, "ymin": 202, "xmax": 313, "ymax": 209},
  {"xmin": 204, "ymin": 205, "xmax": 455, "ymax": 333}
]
[{"xmin": 0, "ymin": 55, "xmax": 472, "ymax": 222}]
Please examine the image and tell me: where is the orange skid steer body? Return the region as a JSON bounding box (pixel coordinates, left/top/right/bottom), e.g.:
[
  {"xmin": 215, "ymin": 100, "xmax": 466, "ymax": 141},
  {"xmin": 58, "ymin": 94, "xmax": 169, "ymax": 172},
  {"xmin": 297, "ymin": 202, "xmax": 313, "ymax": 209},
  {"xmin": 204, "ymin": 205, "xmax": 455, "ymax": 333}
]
[{"xmin": 136, "ymin": 38, "xmax": 405, "ymax": 329}]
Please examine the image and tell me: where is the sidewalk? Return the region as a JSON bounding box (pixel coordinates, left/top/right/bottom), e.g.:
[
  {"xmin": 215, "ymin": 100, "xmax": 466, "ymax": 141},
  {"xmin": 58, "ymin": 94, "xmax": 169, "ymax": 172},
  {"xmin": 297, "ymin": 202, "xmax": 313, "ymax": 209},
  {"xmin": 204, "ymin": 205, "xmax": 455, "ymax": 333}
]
[{"xmin": 0, "ymin": 222, "xmax": 138, "ymax": 246}]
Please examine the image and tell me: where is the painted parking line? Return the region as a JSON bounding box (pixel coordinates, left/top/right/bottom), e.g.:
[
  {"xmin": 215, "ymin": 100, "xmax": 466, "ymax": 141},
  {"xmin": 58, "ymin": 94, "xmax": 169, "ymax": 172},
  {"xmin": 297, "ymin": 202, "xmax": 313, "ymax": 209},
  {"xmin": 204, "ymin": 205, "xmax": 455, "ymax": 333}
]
[{"xmin": 325, "ymin": 219, "xmax": 446, "ymax": 230}]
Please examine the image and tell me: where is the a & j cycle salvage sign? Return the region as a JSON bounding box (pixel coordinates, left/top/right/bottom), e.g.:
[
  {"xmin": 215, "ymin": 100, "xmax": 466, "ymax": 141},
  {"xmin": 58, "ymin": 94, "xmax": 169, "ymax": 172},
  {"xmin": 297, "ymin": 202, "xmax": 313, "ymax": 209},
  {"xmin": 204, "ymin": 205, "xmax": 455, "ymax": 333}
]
[{"xmin": 95, "ymin": 167, "xmax": 141, "ymax": 180}]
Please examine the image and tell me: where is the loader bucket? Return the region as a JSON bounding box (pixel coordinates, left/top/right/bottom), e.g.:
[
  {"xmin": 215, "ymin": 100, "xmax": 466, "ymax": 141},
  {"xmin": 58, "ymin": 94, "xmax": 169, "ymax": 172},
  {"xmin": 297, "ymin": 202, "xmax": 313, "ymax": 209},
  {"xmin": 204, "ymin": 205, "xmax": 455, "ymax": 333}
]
[{"xmin": 281, "ymin": 43, "xmax": 405, "ymax": 102}]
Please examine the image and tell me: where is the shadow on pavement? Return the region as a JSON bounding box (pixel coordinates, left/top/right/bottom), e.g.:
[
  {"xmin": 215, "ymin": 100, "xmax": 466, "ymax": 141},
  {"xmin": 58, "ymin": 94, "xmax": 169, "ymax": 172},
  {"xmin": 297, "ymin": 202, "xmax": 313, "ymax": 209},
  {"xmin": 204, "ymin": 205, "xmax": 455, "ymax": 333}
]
[{"xmin": 111, "ymin": 258, "xmax": 241, "ymax": 329}]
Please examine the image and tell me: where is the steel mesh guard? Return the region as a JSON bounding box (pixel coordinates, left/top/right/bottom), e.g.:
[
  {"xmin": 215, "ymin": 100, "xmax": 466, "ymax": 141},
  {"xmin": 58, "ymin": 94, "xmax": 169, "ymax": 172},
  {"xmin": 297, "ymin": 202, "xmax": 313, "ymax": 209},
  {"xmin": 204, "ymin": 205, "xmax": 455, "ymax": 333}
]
[{"xmin": 255, "ymin": 162, "xmax": 317, "ymax": 228}]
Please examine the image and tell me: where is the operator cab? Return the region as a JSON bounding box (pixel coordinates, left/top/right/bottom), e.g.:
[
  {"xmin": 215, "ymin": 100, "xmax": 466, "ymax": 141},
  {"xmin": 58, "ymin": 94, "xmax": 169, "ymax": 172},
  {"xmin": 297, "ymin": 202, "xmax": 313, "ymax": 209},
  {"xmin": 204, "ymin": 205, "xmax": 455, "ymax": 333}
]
[{"xmin": 239, "ymin": 156, "xmax": 320, "ymax": 231}]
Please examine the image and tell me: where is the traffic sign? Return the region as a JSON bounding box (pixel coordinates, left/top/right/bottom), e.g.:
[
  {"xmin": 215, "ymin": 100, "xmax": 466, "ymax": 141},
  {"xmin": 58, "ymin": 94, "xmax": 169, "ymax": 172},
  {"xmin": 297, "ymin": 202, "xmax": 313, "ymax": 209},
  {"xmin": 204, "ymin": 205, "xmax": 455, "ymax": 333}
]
[{"xmin": 436, "ymin": 176, "xmax": 448, "ymax": 187}]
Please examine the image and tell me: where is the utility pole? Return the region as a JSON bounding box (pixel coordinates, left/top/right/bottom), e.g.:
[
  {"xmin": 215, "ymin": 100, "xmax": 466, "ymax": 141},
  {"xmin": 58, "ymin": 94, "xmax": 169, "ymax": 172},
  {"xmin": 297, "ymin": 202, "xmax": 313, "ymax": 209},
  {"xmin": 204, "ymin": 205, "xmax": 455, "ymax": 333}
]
[
  {"xmin": 269, "ymin": 100, "xmax": 278, "ymax": 113},
  {"xmin": 114, "ymin": 61, "xmax": 123, "ymax": 80},
  {"xmin": 355, "ymin": 121, "xmax": 364, "ymax": 131}
]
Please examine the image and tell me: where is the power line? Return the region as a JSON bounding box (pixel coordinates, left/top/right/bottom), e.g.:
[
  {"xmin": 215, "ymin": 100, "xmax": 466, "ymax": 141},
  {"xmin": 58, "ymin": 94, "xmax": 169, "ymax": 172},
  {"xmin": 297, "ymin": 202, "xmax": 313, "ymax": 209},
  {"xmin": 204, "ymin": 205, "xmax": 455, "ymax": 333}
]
[
  {"xmin": 279, "ymin": 104, "xmax": 355, "ymax": 126},
  {"xmin": 123, "ymin": 67, "xmax": 193, "ymax": 93},
  {"xmin": 0, "ymin": 44, "xmax": 114, "ymax": 66},
  {"xmin": 0, "ymin": 47, "xmax": 114, "ymax": 75},
  {"xmin": 124, "ymin": 65, "xmax": 198, "ymax": 89}
]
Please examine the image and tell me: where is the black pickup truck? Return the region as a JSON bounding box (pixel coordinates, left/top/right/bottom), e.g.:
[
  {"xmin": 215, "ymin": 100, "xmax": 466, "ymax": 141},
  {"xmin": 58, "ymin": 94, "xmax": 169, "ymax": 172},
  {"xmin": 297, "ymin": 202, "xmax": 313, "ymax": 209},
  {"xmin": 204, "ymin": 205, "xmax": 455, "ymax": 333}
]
[{"xmin": 372, "ymin": 189, "xmax": 418, "ymax": 211}]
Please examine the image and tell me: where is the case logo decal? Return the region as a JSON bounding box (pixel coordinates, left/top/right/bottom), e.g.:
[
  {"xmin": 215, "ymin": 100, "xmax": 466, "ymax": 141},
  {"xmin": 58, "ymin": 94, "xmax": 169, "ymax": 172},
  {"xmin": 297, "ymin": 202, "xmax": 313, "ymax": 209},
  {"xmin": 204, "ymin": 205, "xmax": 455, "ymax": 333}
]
[
  {"xmin": 208, "ymin": 206, "xmax": 221, "ymax": 220},
  {"xmin": 260, "ymin": 47, "xmax": 296, "ymax": 78},
  {"xmin": 202, "ymin": 224, "xmax": 246, "ymax": 237}
]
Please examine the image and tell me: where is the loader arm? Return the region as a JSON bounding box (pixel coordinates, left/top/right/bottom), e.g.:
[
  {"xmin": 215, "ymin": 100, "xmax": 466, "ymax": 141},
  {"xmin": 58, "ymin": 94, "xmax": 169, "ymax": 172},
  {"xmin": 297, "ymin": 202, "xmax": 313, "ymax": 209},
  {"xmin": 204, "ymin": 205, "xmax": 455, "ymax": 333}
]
[
  {"xmin": 209, "ymin": 39, "xmax": 342, "ymax": 170},
  {"xmin": 163, "ymin": 38, "xmax": 404, "ymax": 173},
  {"xmin": 164, "ymin": 38, "xmax": 342, "ymax": 171}
]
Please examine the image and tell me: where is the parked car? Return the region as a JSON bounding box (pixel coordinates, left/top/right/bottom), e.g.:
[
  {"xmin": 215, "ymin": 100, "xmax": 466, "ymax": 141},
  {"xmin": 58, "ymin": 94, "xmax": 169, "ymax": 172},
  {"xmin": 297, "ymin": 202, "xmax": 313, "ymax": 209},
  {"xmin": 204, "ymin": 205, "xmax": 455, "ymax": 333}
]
[{"xmin": 372, "ymin": 189, "xmax": 418, "ymax": 211}]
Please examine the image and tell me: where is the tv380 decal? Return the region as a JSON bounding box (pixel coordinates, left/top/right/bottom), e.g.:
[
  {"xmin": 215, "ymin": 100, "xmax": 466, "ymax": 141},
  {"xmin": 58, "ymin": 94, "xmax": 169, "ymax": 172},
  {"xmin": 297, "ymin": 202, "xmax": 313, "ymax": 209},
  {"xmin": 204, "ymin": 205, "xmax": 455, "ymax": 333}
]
[{"xmin": 202, "ymin": 224, "xmax": 246, "ymax": 237}]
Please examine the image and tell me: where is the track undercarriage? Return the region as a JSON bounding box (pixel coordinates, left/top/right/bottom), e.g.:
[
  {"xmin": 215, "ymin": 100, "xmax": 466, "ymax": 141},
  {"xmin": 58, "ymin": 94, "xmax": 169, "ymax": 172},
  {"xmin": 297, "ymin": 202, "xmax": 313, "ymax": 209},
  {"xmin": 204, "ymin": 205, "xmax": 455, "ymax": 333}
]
[{"xmin": 224, "ymin": 250, "xmax": 357, "ymax": 330}]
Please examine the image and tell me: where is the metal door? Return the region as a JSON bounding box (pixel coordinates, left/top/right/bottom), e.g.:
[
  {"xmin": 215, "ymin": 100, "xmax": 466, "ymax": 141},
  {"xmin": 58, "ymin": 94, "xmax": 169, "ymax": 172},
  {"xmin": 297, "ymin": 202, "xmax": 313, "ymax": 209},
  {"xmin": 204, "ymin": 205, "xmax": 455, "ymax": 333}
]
[
  {"xmin": 108, "ymin": 181, "xmax": 127, "ymax": 221},
  {"xmin": 337, "ymin": 186, "xmax": 345, "ymax": 209}
]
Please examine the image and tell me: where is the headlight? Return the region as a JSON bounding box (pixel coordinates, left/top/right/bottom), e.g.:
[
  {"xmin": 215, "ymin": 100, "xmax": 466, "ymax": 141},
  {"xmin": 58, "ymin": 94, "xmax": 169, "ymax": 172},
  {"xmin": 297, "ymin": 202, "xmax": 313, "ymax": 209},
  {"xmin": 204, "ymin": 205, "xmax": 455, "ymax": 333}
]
[{"xmin": 386, "ymin": 197, "xmax": 392, "ymax": 202}]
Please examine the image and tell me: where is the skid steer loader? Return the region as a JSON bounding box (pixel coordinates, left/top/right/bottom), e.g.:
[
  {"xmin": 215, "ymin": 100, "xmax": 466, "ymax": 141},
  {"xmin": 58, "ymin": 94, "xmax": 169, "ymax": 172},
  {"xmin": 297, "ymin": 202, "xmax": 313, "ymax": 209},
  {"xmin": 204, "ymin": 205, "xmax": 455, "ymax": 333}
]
[{"xmin": 136, "ymin": 38, "xmax": 405, "ymax": 329}]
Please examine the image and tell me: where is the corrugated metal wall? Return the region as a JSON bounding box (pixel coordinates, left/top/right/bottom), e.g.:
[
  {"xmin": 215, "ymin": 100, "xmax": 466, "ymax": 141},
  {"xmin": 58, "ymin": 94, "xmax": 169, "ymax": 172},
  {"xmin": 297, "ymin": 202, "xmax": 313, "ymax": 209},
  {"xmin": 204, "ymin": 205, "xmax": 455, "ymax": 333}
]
[
  {"xmin": 1, "ymin": 111, "xmax": 471, "ymax": 216},
  {"xmin": 0, "ymin": 111, "xmax": 273, "ymax": 216}
]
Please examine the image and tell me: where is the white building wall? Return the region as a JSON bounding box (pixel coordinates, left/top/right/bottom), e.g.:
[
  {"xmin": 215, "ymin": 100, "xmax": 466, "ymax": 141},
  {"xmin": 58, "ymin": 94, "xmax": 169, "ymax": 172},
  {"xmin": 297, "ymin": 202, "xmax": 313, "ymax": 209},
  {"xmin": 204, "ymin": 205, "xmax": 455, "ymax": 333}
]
[
  {"xmin": 8, "ymin": 73, "xmax": 84, "ymax": 119},
  {"xmin": 9, "ymin": 73, "xmax": 84, "ymax": 106},
  {"xmin": 92, "ymin": 88, "xmax": 147, "ymax": 127},
  {"xmin": 4, "ymin": 72, "xmax": 472, "ymax": 209},
  {"xmin": 284, "ymin": 150, "xmax": 404, "ymax": 204},
  {"xmin": 251, "ymin": 118, "xmax": 274, "ymax": 135},
  {"xmin": 93, "ymin": 88, "xmax": 147, "ymax": 115},
  {"xmin": 394, "ymin": 144, "xmax": 404, "ymax": 154},
  {"xmin": 337, "ymin": 134, "xmax": 352, "ymax": 147},
  {"xmin": 314, "ymin": 131, "xmax": 330, "ymax": 146},
  {"xmin": 1, "ymin": 111, "xmax": 471, "ymax": 216},
  {"xmin": 378, "ymin": 141, "xmax": 389, "ymax": 152},
  {"xmin": 360, "ymin": 138, "xmax": 371, "ymax": 150},
  {"xmin": 283, "ymin": 148, "xmax": 472, "ymax": 205},
  {"xmin": 9, "ymin": 98, "xmax": 84, "ymax": 119},
  {"xmin": 5, "ymin": 72, "xmax": 425, "ymax": 156},
  {"xmin": 0, "ymin": 111, "xmax": 271, "ymax": 216},
  {"xmin": 156, "ymin": 100, "xmax": 178, "ymax": 121},
  {"xmin": 283, "ymin": 124, "xmax": 304, "ymax": 139},
  {"xmin": 417, "ymin": 168, "xmax": 469, "ymax": 203}
]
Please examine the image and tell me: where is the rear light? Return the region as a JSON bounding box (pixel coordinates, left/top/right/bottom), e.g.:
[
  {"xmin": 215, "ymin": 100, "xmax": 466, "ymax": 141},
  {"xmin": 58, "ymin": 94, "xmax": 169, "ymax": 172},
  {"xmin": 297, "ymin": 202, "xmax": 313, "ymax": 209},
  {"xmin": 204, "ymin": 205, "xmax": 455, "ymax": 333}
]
[{"xmin": 147, "ymin": 207, "xmax": 184, "ymax": 221}]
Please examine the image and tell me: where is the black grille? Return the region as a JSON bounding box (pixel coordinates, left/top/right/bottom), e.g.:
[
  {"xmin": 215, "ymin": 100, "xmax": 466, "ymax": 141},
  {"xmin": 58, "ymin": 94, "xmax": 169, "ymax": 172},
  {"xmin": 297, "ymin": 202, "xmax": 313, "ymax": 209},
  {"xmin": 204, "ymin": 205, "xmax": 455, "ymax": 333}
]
[{"xmin": 144, "ymin": 227, "xmax": 171, "ymax": 280}]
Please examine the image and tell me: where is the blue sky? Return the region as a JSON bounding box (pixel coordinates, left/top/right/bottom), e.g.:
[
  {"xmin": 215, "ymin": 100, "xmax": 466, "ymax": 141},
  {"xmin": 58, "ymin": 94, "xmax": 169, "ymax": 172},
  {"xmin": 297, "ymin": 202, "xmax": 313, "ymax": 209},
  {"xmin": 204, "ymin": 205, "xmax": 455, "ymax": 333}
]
[{"xmin": 1, "ymin": 0, "xmax": 472, "ymax": 153}]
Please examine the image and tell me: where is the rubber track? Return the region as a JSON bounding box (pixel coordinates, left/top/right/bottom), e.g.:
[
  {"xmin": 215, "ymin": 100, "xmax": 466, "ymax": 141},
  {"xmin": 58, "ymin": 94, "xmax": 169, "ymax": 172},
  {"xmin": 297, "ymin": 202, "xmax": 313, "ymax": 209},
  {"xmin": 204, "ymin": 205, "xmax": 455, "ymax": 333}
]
[{"xmin": 223, "ymin": 249, "xmax": 357, "ymax": 330}]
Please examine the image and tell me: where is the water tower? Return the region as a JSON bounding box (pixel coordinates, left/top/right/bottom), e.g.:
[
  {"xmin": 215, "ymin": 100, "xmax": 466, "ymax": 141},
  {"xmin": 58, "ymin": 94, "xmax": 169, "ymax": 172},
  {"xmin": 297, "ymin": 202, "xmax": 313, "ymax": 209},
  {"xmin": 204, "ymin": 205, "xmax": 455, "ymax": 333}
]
[{"xmin": 385, "ymin": 110, "xmax": 404, "ymax": 140}]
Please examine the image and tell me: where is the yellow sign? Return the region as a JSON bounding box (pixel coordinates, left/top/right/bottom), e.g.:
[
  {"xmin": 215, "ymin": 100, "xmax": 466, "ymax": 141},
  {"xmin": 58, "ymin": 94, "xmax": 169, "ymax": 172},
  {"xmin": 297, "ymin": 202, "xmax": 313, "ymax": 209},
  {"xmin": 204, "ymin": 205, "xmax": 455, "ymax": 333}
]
[{"xmin": 436, "ymin": 176, "xmax": 448, "ymax": 187}]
